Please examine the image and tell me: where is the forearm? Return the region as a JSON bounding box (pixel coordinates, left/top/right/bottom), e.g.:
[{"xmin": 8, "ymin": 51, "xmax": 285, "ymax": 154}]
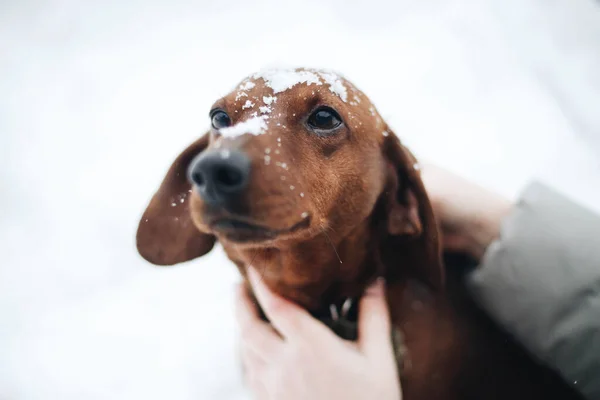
[{"xmin": 467, "ymin": 182, "xmax": 600, "ymax": 400}]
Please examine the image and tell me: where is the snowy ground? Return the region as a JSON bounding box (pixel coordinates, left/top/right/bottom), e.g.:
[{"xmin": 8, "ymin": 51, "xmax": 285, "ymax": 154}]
[{"xmin": 1, "ymin": 0, "xmax": 599, "ymax": 399}]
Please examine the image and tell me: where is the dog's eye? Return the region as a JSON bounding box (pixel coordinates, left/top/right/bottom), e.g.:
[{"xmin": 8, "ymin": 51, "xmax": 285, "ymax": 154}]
[
  {"xmin": 307, "ymin": 107, "xmax": 343, "ymax": 132},
  {"xmin": 211, "ymin": 110, "xmax": 232, "ymax": 129}
]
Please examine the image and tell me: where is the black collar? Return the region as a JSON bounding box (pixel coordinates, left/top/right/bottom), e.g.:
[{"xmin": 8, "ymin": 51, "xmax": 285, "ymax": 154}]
[{"xmin": 310, "ymin": 295, "xmax": 409, "ymax": 375}]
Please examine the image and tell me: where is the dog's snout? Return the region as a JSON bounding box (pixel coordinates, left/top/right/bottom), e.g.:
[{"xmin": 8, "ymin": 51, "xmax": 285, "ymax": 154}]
[{"xmin": 188, "ymin": 150, "xmax": 251, "ymax": 205}]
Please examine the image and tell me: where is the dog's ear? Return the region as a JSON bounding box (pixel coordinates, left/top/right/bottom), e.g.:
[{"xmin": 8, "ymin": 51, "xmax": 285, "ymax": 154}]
[
  {"xmin": 380, "ymin": 130, "xmax": 444, "ymax": 291},
  {"xmin": 136, "ymin": 133, "xmax": 216, "ymax": 265}
]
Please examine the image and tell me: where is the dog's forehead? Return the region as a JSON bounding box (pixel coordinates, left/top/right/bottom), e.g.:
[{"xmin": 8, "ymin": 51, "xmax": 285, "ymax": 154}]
[
  {"xmin": 228, "ymin": 68, "xmax": 358, "ymax": 105},
  {"xmin": 214, "ymin": 68, "xmax": 387, "ymax": 140}
]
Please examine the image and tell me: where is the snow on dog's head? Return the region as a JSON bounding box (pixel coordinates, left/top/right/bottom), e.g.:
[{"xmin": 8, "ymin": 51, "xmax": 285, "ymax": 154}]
[{"xmin": 211, "ymin": 68, "xmax": 359, "ymax": 140}]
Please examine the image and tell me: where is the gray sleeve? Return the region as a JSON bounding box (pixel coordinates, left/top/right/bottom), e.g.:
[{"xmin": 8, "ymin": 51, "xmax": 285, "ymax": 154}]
[{"xmin": 467, "ymin": 182, "xmax": 600, "ymax": 400}]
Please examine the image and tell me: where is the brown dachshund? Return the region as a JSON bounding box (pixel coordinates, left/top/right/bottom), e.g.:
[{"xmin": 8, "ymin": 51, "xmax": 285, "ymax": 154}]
[{"xmin": 136, "ymin": 68, "xmax": 582, "ymax": 400}]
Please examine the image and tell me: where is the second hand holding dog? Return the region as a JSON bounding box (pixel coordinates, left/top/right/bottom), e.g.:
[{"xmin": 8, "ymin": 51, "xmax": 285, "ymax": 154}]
[{"xmin": 236, "ymin": 267, "xmax": 402, "ymax": 400}]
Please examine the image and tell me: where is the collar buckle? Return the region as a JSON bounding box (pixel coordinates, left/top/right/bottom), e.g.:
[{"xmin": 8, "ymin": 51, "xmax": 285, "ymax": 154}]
[{"xmin": 329, "ymin": 297, "xmax": 353, "ymax": 321}]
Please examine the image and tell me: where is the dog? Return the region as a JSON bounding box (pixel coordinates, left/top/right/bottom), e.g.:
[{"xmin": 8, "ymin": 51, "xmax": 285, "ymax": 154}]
[{"xmin": 136, "ymin": 68, "xmax": 582, "ymax": 400}]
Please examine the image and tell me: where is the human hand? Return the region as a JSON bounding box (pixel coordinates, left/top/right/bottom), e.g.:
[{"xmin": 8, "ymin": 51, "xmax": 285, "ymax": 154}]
[
  {"xmin": 420, "ymin": 164, "xmax": 513, "ymax": 261},
  {"xmin": 235, "ymin": 267, "xmax": 402, "ymax": 400}
]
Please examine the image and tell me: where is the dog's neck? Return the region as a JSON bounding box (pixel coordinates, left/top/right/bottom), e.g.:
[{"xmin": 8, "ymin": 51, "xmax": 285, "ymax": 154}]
[{"xmin": 228, "ymin": 218, "xmax": 384, "ymax": 313}]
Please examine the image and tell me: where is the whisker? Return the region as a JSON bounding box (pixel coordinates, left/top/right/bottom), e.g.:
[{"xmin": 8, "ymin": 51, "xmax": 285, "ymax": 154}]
[
  {"xmin": 322, "ymin": 228, "xmax": 342, "ymax": 264},
  {"xmin": 324, "ymin": 224, "xmax": 338, "ymax": 235},
  {"xmin": 258, "ymin": 248, "xmax": 269, "ymax": 285},
  {"xmin": 248, "ymin": 247, "xmax": 260, "ymax": 268},
  {"xmin": 247, "ymin": 248, "xmax": 265, "ymax": 284}
]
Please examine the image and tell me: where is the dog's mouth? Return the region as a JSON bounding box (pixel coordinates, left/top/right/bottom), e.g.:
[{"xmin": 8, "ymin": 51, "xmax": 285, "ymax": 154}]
[{"xmin": 209, "ymin": 215, "xmax": 311, "ymax": 243}]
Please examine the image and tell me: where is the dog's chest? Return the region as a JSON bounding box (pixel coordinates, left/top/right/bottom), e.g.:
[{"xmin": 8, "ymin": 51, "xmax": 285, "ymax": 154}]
[{"xmin": 390, "ymin": 276, "xmax": 584, "ymax": 400}]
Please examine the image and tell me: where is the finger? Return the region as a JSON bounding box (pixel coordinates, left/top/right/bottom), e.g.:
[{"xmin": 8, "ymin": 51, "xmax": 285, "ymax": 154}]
[
  {"xmin": 240, "ymin": 343, "xmax": 270, "ymax": 399},
  {"xmin": 442, "ymin": 234, "xmax": 472, "ymax": 253},
  {"xmin": 240, "ymin": 342, "xmax": 265, "ymax": 371},
  {"xmin": 242, "ymin": 360, "xmax": 268, "ymax": 400},
  {"xmin": 357, "ymin": 278, "xmax": 394, "ymax": 359},
  {"xmin": 235, "ymin": 283, "xmax": 284, "ymax": 360},
  {"xmin": 247, "ymin": 266, "xmax": 332, "ymax": 341},
  {"xmin": 235, "ymin": 282, "xmax": 262, "ymax": 320}
]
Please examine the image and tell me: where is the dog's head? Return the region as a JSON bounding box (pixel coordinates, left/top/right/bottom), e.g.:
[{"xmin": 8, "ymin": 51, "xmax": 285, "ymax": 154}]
[{"xmin": 136, "ymin": 68, "xmax": 443, "ymax": 297}]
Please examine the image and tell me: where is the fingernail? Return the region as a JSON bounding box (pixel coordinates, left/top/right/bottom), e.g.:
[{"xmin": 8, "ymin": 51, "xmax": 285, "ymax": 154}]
[
  {"xmin": 247, "ymin": 266, "xmax": 257, "ymax": 281},
  {"xmin": 247, "ymin": 266, "xmax": 261, "ymax": 289},
  {"xmin": 366, "ymin": 277, "xmax": 385, "ymax": 295},
  {"xmin": 235, "ymin": 283, "xmax": 245, "ymax": 298}
]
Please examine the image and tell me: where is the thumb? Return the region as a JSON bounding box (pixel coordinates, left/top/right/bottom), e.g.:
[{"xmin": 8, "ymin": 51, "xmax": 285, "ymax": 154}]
[
  {"xmin": 358, "ymin": 278, "xmax": 394, "ymax": 359},
  {"xmin": 247, "ymin": 266, "xmax": 332, "ymax": 340}
]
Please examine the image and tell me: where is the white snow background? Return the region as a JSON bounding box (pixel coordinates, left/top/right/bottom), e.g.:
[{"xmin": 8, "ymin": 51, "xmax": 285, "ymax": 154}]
[{"xmin": 1, "ymin": 0, "xmax": 599, "ymax": 399}]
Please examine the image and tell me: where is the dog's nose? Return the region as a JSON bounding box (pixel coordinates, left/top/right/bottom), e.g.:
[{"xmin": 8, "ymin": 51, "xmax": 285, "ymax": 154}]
[{"xmin": 187, "ymin": 150, "xmax": 251, "ymax": 205}]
